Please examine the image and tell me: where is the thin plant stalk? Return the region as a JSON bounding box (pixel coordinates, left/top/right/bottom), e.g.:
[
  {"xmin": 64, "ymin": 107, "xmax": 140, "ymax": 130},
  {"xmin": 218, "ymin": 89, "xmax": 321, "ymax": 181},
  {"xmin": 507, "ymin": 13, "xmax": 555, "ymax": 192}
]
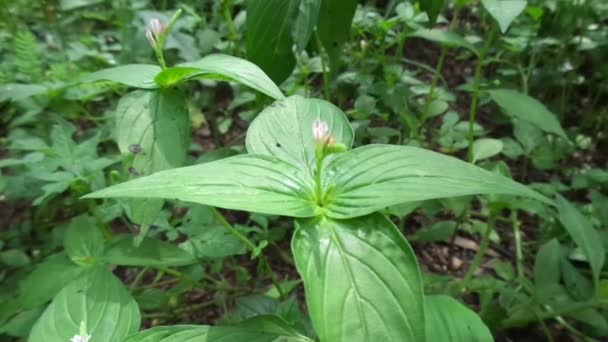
[
  {"xmin": 467, "ymin": 24, "xmax": 497, "ymax": 162},
  {"xmin": 462, "ymin": 210, "xmax": 497, "ymax": 287}
]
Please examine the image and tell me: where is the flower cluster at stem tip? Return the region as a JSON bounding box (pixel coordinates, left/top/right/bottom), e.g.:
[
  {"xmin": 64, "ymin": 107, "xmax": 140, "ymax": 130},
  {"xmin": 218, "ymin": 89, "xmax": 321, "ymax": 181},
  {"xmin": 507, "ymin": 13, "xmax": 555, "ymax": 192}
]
[
  {"xmin": 312, "ymin": 119, "xmax": 347, "ymax": 160},
  {"xmin": 145, "ymin": 18, "xmax": 167, "ymax": 48}
]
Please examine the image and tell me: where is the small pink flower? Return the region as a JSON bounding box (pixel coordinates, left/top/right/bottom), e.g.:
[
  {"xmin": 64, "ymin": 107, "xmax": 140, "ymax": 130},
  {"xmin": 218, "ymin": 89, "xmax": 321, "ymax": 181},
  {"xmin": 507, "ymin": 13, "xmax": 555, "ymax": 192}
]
[
  {"xmin": 145, "ymin": 18, "xmax": 167, "ymax": 48},
  {"xmin": 312, "ymin": 119, "xmax": 330, "ymax": 143}
]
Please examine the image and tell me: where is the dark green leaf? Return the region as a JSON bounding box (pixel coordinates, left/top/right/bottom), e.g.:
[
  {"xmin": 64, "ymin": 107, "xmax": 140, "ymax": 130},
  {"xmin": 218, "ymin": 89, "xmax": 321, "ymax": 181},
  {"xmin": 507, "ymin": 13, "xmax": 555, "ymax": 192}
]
[
  {"xmin": 293, "ymin": 0, "xmax": 322, "ymax": 51},
  {"xmin": 425, "ymin": 295, "xmax": 494, "ymax": 342},
  {"xmin": 84, "ymin": 154, "xmax": 318, "ymax": 218},
  {"xmin": 103, "ymin": 236, "xmax": 196, "ymax": 267},
  {"xmin": 178, "ymin": 54, "xmax": 285, "ymax": 100},
  {"xmin": 317, "ymin": 0, "xmax": 358, "ymax": 69},
  {"xmin": 419, "ymin": 0, "xmax": 446, "ymax": 26},
  {"xmin": 292, "ymin": 213, "xmax": 425, "ymax": 341},
  {"xmin": 556, "ymin": 195, "xmax": 605, "ymax": 285},
  {"xmin": 246, "ymin": 0, "xmax": 300, "ymax": 84},
  {"xmin": 534, "ymin": 239, "xmax": 561, "ymax": 292},
  {"xmin": 487, "ymin": 89, "xmax": 568, "ymax": 140},
  {"xmin": 322, "ymin": 145, "xmax": 552, "ymax": 219}
]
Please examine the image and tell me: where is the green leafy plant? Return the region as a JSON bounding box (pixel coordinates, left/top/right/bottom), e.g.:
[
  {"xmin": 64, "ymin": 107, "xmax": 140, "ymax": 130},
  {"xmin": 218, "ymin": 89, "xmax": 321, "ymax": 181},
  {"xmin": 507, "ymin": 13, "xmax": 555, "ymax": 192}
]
[{"xmin": 83, "ymin": 90, "xmax": 551, "ymax": 340}]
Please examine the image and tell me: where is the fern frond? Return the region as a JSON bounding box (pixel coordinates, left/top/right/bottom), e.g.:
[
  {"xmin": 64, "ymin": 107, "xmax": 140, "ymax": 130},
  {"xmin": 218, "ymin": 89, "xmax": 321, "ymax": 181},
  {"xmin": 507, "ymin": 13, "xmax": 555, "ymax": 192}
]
[{"xmin": 13, "ymin": 30, "xmax": 43, "ymax": 82}]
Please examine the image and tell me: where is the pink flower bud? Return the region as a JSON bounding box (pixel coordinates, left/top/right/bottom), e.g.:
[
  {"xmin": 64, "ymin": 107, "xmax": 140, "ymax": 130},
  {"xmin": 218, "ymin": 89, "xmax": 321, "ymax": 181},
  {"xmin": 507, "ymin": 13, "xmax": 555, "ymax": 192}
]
[
  {"xmin": 145, "ymin": 29, "xmax": 156, "ymax": 48},
  {"xmin": 148, "ymin": 18, "xmax": 166, "ymax": 35},
  {"xmin": 312, "ymin": 119, "xmax": 330, "ymax": 143}
]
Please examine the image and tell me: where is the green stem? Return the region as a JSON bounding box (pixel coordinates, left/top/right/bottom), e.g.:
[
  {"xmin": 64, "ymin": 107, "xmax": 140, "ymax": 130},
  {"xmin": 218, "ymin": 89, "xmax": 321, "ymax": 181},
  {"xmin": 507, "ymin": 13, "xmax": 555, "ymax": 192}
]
[
  {"xmin": 462, "ymin": 210, "xmax": 496, "ymax": 287},
  {"xmin": 315, "ymin": 30, "xmax": 330, "ymax": 101},
  {"xmin": 511, "ymin": 211, "xmax": 524, "ymax": 281},
  {"xmin": 501, "ymin": 300, "xmax": 607, "ymax": 330},
  {"xmin": 467, "ymin": 25, "xmax": 496, "ymax": 162},
  {"xmin": 210, "ymin": 207, "xmax": 256, "ymax": 251},
  {"xmin": 130, "ymin": 267, "xmax": 149, "ymax": 292},
  {"xmin": 223, "ymin": 0, "xmax": 239, "ymax": 55},
  {"xmin": 315, "ymin": 145, "xmax": 324, "ymax": 204}
]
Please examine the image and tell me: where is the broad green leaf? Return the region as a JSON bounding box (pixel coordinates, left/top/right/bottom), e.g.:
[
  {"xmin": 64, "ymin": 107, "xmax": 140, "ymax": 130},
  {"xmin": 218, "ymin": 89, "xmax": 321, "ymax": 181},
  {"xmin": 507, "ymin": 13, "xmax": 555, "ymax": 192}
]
[
  {"xmin": 561, "ymin": 257, "xmax": 594, "ymax": 301},
  {"xmin": 153, "ymin": 67, "xmax": 201, "ymax": 87},
  {"xmin": 487, "ymin": 89, "xmax": 568, "ymax": 140},
  {"xmin": 179, "ymin": 225, "xmax": 246, "ymax": 259},
  {"xmin": 114, "ymin": 89, "xmax": 190, "ymax": 225},
  {"xmin": 0, "ymin": 83, "xmax": 48, "ymax": 102},
  {"xmin": 472, "ymin": 138, "xmax": 504, "ymax": 163},
  {"xmin": 292, "ymin": 214, "xmax": 425, "ymax": 342},
  {"xmin": 317, "ymin": 0, "xmax": 358, "ymax": 70},
  {"xmin": 80, "ymin": 64, "xmax": 161, "ymax": 89},
  {"xmin": 18, "ymin": 253, "xmax": 85, "ymax": 309},
  {"xmin": 293, "ymin": 0, "xmax": 322, "ymax": 51},
  {"xmin": 64, "ymin": 215, "xmax": 105, "ymax": 265},
  {"xmin": 29, "ymin": 267, "xmax": 140, "ymax": 342},
  {"xmin": 246, "ymin": 0, "xmax": 299, "ymax": 84},
  {"xmin": 409, "ymin": 29, "xmax": 477, "ymax": 53},
  {"xmin": 322, "ymin": 145, "xmax": 552, "ymax": 219},
  {"xmin": 84, "ymin": 154, "xmax": 318, "ymax": 218},
  {"xmin": 0, "ymin": 306, "xmax": 43, "ymax": 337},
  {"xmin": 534, "ymin": 239, "xmax": 562, "ymax": 302},
  {"xmin": 122, "ymin": 326, "xmax": 210, "ymax": 342},
  {"xmin": 178, "ymin": 54, "xmax": 285, "ymax": 100},
  {"xmin": 115, "ymin": 89, "xmax": 190, "ymax": 175},
  {"xmin": 419, "ymin": 0, "xmax": 446, "ymax": 26},
  {"xmin": 481, "ymin": 0, "xmax": 527, "ymax": 33},
  {"xmin": 425, "ymin": 295, "xmax": 494, "ymax": 342},
  {"xmin": 103, "ymin": 236, "xmax": 196, "ymax": 267},
  {"xmin": 246, "ymin": 95, "xmax": 354, "ymax": 178},
  {"xmin": 556, "ymin": 195, "xmax": 605, "ymax": 285},
  {"xmin": 122, "ymin": 323, "xmax": 309, "ymax": 342},
  {"xmin": 534, "ymin": 239, "xmax": 561, "ymax": 291}
]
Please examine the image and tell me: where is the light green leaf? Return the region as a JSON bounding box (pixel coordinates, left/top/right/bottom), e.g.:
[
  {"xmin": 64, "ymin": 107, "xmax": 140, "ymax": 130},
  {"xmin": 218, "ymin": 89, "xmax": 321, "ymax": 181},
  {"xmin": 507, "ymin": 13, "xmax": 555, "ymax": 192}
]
[
  {"xmin": 29, "ymin": 267, "xmax": 140, "ymax": 342},
  {"xmin": 487, "ymin": 89, "xmax": 568, "ymax": 140},
  {"xmin": 293, "ymin": 0, "xmax": 322, "ymax": 51},
  {"xmin": 246, "ymin": 0, "xmax": 300, "ymax": 84},
  {"xmin": 0, "ymin": 83, "xmax": 48, "ymax": 102},
  {"xmin": 419, "ymin": 0, "xmax": 446, "ymax": 25},
  {"xmin": 472, "ymin": 138, "xmax": 504, "ymax": 163},
  {"xmin": 322, "ymin": 145, "xmax": 552, "ymax": 219},
  {"xmin": 425, "ymin": 295, "xmax": 494, "ymax": 342},
  {"xmin": 103, "ymin": 237, "xmax": 196, "ymax": 267},
  {"xmin": 64, "ymin": 215, "xmax": 105, "ymax": 265},
  {"xmin": 84, "ymin": 154, "xmax": 318, "ymax": 218},
  {"xmin": 246, "ymin": 95, "xmax": 354, "ymax": 178},
  {"xmin": 115, "ymin": 89, "xmax": 190, "ymax": 175},
  {"xmin": 18, "ymin": 253, "xmax": 85, "ymax": 309},
  {"xmin": 317, "ymin": 0, "xmax": 358, "ymax": 70},
  {"xmin": 556, "ymin": 195, "xmax": 605, "ymax": 285},
  {"xmin": 481, "ymin": 0, "xmax": 527, "ymax": 33},
  {"xmin": 79, "ymin": 64, "xmax": 161, "ymax": 89},
  {"xmin": 292, "ymin": 214, "xmax": 425, "ymax": 342},
  {"xmin": 409, "ymin": 29, "xmax": 477, "ymax": 53},
  {"xmin": 179, "ymin": 225, "xmax": 246, "ymax": 259},
  {"xmin": 114, "ymin": 89, "xmax": 190, "ymax": 225},
  {"xmin": 178, "ymin": 54, "xmax": 285, "ymax": 100},
  {"xmin": 122, "ymin": 323, "xmax": 309, "ymax": 342}
]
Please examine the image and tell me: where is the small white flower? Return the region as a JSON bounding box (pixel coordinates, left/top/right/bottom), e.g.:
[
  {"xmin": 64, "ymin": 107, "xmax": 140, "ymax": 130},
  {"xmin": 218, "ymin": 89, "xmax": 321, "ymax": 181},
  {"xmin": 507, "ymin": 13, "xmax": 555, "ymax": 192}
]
[
  {"xmin": 312, "ymin": 119, "xmax": 330, "ymax": 143},
  {"xmin": 70, "ymin": 334, "xmax": 91, "ymax": 342}
]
